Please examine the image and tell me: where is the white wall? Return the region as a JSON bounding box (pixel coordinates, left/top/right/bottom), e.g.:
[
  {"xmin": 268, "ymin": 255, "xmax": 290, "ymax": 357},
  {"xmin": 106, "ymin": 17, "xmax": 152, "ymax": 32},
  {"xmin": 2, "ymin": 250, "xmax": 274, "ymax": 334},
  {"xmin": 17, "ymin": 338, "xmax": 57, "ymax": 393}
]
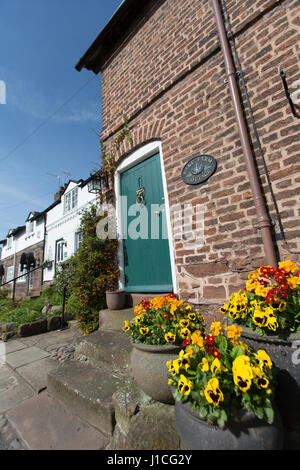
[
  {"xmin": 43, "ymin": 181, "xmax": 96, "ymax": 282},
  {"xmin": 1, "ymin": 217, "xmax": 45, "ymax": 261}
]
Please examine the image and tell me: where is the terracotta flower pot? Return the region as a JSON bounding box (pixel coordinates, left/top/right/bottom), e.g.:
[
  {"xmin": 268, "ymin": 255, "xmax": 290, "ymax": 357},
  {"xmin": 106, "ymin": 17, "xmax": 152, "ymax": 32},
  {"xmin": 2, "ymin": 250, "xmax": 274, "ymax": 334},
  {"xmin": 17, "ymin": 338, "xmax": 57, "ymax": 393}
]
[
  {"xmin": 174, "ymin": 400, "xmax": 283, "ymax": 450},
  {"xmin": 105, "ymin": 290, "xmax": 126, "ymax": 310},
  {"xmin": 130, "ymin": 341, "xmax": 182, "ymax": 404},
  {"xmin": 240, "ymin": 326, "xmax": 300, "ymax": 436}
]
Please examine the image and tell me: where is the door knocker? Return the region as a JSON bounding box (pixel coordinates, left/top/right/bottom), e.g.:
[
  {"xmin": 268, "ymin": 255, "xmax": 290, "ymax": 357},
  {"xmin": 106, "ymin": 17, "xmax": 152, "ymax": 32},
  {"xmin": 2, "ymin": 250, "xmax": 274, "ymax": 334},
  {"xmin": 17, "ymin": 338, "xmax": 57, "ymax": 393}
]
[{"xmin": 136, "ymin": 187, "xmax": 145, "ymax": 207}]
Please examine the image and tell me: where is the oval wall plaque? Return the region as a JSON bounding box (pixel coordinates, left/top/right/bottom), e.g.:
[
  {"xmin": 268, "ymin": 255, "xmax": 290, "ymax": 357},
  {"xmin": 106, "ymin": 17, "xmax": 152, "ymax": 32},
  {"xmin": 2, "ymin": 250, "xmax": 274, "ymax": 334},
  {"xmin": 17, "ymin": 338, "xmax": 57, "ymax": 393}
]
[{"xmin": 181, "ymin": 154, "xmax": 217, "ymax": 185}]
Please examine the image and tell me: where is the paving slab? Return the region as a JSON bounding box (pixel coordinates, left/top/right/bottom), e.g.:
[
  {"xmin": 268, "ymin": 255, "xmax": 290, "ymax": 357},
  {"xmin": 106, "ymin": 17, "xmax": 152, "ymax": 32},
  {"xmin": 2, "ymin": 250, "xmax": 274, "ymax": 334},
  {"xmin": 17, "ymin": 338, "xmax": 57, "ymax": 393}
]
[
  {"xmin": 7, "ymin": 391, "xmax": 109, "ymax": 450},
  {"xmin": 0, "ymin": 366, "xmax": 35, "ymax": 413},
  {"xmin": 0, "ymin": 340, "xmax": 28, "ymax": 357},
  {"xmin": 15, "ymin": 357, "xmax": 59, "ymax": 393},
  {"xmin": 4, "ymin": 346, "xmax": 50, "ymax": 369}
]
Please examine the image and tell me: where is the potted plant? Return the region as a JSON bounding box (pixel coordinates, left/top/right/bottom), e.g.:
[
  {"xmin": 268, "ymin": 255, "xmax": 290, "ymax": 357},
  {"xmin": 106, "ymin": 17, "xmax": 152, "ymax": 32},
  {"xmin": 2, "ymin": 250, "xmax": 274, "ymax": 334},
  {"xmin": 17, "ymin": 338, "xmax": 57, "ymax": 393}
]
[
  {"xmin": 105, "ymin": 289, "xmax": 126, "ymax": 310},
  {"xmin": 123, "ymin": 294, "xmax": 206, "ymax": 404},
  {"xmin": 168, "ymin": 321, "xmax": 283, "ymax": 450},
  {"xmin": 220, "ymin": 259, "xmax": 300, "ymax": 437}
]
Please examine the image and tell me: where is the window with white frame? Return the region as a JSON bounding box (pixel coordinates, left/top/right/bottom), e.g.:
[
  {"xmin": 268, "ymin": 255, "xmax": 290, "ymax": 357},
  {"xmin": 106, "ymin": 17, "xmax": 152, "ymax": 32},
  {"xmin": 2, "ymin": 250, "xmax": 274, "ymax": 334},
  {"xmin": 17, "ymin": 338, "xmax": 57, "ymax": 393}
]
[
  {"xmin": 64, "ymin": 187, "xmax": 78, "ymax": 214},
  {"xmin": 6, "ymin": 266, "xmax": 14, "ymax": 284},
  {"xmin": 17, "ymin": 263, "xmax": 26, "ymax": 283},
  {"xmin": 28, "ymin": 269, "xmax": 34, "ymax": 290},
  {"xmin": 55, "ymin": 239, "xmax": 65, "ymax": 265},
  {"xmin": 75, "ymin": 231, "xmax": 83, "ymax": 252},
  {"xmin": 26, "ymin": 220, "xmax": 34, "ymax": 233},
  {"xmin": 7, "ymin": 237, "xmax": 13, "ymax": 249}
]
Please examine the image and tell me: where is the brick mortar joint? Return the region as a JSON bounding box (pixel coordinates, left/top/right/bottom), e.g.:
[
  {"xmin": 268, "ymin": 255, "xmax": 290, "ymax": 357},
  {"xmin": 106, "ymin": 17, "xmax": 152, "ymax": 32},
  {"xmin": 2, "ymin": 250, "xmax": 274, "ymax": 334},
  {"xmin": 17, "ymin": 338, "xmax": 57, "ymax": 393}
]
[{"xmin": 100, "ymin": 0, "xmax": 286, "ymax": 144}]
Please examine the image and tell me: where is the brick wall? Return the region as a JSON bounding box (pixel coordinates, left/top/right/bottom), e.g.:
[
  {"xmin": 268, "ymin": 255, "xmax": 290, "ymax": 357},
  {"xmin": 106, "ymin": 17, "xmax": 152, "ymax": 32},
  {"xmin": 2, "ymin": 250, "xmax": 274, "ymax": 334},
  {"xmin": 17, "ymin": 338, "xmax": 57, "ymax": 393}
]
[{"xmin": 100, "ymin": 0, "xmax": 300, "ymax": 305}]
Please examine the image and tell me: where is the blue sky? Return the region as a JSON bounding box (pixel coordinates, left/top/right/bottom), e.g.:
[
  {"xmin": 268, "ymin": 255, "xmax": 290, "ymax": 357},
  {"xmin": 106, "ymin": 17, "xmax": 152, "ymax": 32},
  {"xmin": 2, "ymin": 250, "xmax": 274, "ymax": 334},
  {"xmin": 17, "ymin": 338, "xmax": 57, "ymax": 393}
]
[{"xmin": 0, "ymin": 0, "xmax": 122, "ymax": 240}]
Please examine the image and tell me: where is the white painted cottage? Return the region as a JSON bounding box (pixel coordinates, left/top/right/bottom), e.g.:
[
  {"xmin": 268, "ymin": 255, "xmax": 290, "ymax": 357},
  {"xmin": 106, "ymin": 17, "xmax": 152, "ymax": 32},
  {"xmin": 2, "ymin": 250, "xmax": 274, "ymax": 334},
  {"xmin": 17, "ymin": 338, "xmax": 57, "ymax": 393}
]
[
  {"xmin": 0, "ymin": 177, "xmax": 97, "ymax": 298},
  {"xmin": 43, "ymin": 179, "xmax": 97, "ymax": 286}
]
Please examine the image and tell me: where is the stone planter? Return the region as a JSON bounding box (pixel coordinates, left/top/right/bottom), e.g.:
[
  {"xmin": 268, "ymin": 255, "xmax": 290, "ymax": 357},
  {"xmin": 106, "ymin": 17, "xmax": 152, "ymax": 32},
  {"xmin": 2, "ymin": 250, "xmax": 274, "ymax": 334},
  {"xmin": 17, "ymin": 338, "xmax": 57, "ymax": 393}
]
[
  {"xmin": 106, "ymin": 290, "xmax": 126, "ymax": 310},
  {"xmin": 174, "ymin": 400, "xmax": 283, "ymax": 450},
  {"xmin": 240, "ymin": 326, "xmax": 300, "ymax": 435},
  {"xmin": 130, "ymin": 342, "xmax": 182, "ymax": 404}
]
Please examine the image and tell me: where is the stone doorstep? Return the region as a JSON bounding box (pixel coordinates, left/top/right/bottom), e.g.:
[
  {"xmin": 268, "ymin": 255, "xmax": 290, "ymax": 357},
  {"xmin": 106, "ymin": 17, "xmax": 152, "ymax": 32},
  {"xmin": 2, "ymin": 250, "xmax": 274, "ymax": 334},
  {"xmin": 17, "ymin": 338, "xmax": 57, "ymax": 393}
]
[
  {"xmin": 126, "ymin": 293, "xmax": 171, "ymax": 308},
  {"xmin": 99, "ymin": 308, "xmax": 134, "ymax": 331},
  {"xmin": 74, "ymin": 329, "xmax": 133, "ymax": 371}
]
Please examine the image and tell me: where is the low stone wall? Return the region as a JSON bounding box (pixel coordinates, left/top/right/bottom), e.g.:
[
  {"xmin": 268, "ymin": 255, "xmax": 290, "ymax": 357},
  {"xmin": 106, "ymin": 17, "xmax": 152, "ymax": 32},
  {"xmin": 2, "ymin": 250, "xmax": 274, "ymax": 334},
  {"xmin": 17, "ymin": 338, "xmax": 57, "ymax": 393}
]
[{"xmin": 0, "ymin": 315, "xmax": 66, "ymax": 341}]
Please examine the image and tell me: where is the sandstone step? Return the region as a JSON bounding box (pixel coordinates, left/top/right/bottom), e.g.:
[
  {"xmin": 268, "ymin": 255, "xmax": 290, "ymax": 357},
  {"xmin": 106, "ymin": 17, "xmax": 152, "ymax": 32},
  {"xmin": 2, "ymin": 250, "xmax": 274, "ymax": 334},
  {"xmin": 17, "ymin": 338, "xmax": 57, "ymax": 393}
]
[
  {"xmin": 47, "ymin": 360, "xmax": 133, "ymax": 436},
  {"xmin": 126, "ymin": 292, "xmax": 172, "ymax": 307},
  {"xmin": 99, "ymin": 307, "xmax": 134, "ymax": 331},
  {"xmin": 74, "ymin": 329, "xmax": 132, "ymax": 371}
]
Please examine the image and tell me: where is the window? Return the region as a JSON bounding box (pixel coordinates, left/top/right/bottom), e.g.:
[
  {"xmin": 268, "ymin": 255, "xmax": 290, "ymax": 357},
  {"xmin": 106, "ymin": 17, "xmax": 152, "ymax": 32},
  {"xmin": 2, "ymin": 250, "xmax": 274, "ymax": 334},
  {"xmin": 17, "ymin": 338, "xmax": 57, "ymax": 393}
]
[
  {"xmin": 0, "ymin": 264, "xmax": 4, "ymax": 286},
  {"xmin": 7, "ymin": 237, "xmax": 12, "ymax": 249},
  {"xmin": 28, "ymin": 270, "xmax": 34, "ymax": 290},
  {"xmin": 55, "ymin": 239, "xmax": 65, "ymax": 265},
  {"xmin": 17, "ymin": 263, "xmax": 26, "ymax": 283},
  {"xmin": 6, "ymin": 266, "xmax": 14, "ymax": 284},
  {"xmin": 75, "ymin": 231, "xmax": 83, "ymax": 252},
  {"xmin": 64, "ymin": 187, "xmax": 78, "ymax": 214},
  {"xmin": 26, "ymin": 220, "xmax": 34, "ymax": 233}
]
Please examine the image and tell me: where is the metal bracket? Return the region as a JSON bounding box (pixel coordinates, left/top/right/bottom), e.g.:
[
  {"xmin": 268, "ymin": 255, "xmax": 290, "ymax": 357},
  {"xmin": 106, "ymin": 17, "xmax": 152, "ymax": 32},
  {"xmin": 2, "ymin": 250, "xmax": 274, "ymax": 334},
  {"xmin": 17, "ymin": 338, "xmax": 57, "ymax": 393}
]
[
  {"xmin": 280, "ymin": 69, "xmax": 300, "ymax": 119},
  {"xmin": 224, "ymin": 71, "xmax": 240, "ymax": 84}
]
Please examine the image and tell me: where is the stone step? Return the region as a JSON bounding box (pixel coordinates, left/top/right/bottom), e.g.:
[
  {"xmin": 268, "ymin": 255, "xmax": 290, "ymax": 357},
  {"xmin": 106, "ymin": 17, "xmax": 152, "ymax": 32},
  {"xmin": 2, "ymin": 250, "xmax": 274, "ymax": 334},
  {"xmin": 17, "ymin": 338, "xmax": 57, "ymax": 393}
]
[
  {"xmin": 47, "ymin": 360, "xmax": 133, "ymax": 436},
  {"xmin": 74, "ymin": 329, "xmax": 132, "ymax": 371},
  {"xmin": 126, "ymin": 292, "xmax": 172, "ymax": 308},
  {"xmin": 99, "ymin": 307, "xmax": 134, "ymax": 331}
]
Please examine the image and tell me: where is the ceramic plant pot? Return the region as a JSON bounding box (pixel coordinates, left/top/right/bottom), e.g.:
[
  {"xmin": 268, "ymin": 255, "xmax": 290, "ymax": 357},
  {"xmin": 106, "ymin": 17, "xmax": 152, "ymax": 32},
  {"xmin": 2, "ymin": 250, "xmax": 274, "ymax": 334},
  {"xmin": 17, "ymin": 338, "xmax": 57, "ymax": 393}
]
[
  {"xmin": 105, "ymin": 290, "xmax": 126, "ymax": 310},
  {"xmin": 130, "ymin": 342, "xmax": 182, "ymax": 404},
  {"xmin": 174, "ymin": 400, "xmax": 283, "ymax": 450}
]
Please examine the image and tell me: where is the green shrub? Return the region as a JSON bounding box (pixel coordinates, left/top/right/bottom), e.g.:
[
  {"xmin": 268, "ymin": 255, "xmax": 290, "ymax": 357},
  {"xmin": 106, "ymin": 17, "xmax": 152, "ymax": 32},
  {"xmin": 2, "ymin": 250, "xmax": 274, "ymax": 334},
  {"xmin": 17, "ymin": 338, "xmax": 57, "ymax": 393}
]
[{"xmin": 55, "ymin": 204, "xmax": 119, "ymax": 335}]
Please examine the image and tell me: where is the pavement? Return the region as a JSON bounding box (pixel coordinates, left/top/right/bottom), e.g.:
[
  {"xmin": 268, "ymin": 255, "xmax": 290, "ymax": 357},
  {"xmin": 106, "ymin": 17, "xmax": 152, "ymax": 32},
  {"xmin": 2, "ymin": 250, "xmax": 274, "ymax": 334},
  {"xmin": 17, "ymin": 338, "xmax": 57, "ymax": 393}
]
[{"xmin": 0, "ymin": 322, "xmax": 108, "ymax": 450}]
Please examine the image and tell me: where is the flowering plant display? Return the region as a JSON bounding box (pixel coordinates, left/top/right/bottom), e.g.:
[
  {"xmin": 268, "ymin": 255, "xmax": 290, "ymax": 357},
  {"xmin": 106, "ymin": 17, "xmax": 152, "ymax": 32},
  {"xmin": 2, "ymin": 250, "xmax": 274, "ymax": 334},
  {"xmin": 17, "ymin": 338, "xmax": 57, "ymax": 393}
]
[
  {"xmin": 123, "ymin": 294, "xmax": 206, "ymax": 346},
  {"xmin": 220, "ymin": 260, "xmax": 300, "ymax": 338},
  {"xmin": 168, "ymin": 322, "xmax": 276, "ymax": 428}
]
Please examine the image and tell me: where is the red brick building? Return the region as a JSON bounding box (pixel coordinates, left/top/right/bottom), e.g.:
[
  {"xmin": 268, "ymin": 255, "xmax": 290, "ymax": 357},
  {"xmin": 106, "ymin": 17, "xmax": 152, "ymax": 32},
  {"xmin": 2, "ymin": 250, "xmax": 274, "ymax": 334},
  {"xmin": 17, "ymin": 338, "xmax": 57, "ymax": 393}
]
[{"xmin": 76, "ymin": 0, "xmax": 300, "ymax": 308}]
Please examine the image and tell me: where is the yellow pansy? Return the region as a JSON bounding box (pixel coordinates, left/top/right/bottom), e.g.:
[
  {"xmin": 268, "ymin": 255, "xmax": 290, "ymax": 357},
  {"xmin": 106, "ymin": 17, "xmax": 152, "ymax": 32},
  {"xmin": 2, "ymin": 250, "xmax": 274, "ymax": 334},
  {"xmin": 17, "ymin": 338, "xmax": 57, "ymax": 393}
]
[
  {"xmin": 179, "ymin": 350, "xmax": 190, "ymax": 370},
  {"xmin": 178, "ymin": 375, "xmax": 192, "ymax": 396},
  {"xmin": 211, "ymin": 358, "xmax": 222, "ymax": 375},
  {"xmin": 255, "ymin": 350, "xmax": 272, "ymax": 369},
  {"xmin": 122, "ymin": 320, "xmax": 131, "ymax": 332},
  {"xmin": 134, "ymin": 314, "xmax": 144, "ymax": 325},
  {"xmin": 165, "ymin": 332, "xmax": 176, "ymax": 343},
  {"xmin": 179, "ymin": 319, "xmax": 190, "ymax": 328},
  {"xmin": 204, "ymin": 378, "xmax": 224, "ymax": 406},
  {"xmin": 252, "ymin": 367, "xmax": 270, "ymax": 389},
  {"xmin": 199, "ymin": 357, "xmax": 210, "ymax": 372},
  {"xmin": 180, "ymin": 327, "xmax": 191, "ymax": 340},
  {"xmin": 139, "ymin": 327, "xmax": 149, "ymax": 336}
]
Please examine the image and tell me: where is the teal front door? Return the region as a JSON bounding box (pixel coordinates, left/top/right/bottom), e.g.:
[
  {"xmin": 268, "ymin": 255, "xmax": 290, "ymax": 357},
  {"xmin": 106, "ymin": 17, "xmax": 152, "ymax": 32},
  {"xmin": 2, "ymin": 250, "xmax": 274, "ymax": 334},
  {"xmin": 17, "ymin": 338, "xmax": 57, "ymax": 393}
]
[{"xmin": 120, "ymin": 153, "xmax": 173, "ymax": 292}]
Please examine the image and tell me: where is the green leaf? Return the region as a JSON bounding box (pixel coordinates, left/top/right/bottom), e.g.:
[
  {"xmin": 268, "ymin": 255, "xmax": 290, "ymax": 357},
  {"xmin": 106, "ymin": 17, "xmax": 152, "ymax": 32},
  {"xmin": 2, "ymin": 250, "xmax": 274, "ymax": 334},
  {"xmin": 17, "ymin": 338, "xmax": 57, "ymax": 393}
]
[
  {"xmin": 264, "ymin": 406, "xmax": 274, "ymax": 424},
  {"xmin": 217, "ymin": 409, "xmax": 227, "ymax": 429},
  {"xmin": 254, "ymin": 406, "xmax": 264, "ymax": 420},
  {"xmin": 230, "ymin": 345, "xmax": 242, "ymax": 360},
  {"xmin": 199, "ymin": 406, "xmax": 208, "ymax": 418}
]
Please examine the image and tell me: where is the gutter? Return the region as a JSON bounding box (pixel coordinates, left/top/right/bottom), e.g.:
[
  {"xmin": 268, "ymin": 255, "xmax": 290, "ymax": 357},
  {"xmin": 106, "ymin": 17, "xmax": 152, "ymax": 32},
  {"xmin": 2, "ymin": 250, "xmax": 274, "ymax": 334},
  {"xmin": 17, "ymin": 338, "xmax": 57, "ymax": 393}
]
[{"xmin": 211, "ymin": 0, "xmax": 277, "ymax": 267}]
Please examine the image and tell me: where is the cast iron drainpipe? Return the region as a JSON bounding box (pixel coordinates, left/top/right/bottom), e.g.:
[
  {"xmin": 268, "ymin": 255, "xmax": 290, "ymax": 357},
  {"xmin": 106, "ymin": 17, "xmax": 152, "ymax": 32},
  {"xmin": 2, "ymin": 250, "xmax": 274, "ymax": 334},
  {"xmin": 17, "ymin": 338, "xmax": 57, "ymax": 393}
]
[{"xmin": 211, "ymin": 0, "xmax": 278, "ymax": 268}]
